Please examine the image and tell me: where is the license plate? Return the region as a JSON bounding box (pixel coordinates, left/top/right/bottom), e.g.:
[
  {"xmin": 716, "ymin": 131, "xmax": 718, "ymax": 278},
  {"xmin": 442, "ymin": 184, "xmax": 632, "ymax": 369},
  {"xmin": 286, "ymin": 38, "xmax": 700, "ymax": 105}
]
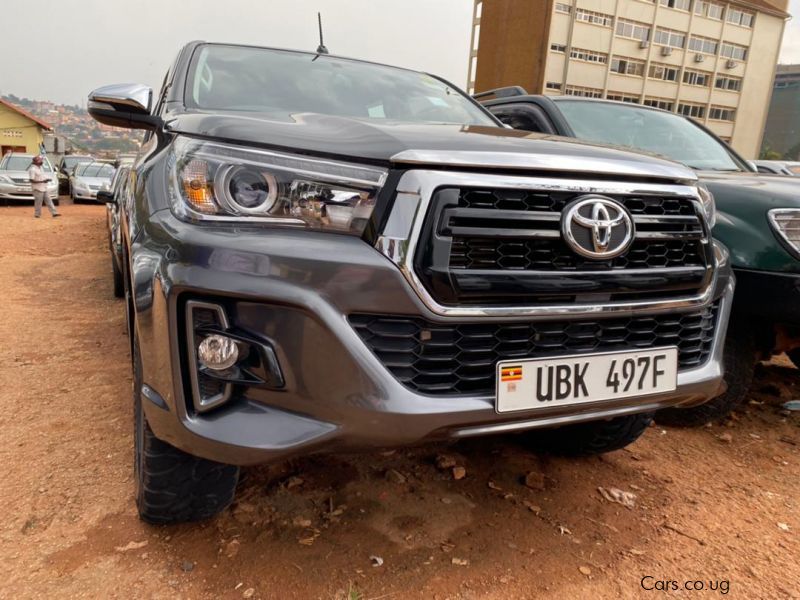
[{"xmin": 496, "ymin": 347, "xmax": 678, "ymax": 413}]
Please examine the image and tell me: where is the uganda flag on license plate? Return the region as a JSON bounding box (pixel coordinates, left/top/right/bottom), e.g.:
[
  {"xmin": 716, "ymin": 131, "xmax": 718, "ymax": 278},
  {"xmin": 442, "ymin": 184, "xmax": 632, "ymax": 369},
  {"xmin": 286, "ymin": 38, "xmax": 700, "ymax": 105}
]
[{"xmin": 500, "ymin": 365, "xmax": 523, "ymax": 382}]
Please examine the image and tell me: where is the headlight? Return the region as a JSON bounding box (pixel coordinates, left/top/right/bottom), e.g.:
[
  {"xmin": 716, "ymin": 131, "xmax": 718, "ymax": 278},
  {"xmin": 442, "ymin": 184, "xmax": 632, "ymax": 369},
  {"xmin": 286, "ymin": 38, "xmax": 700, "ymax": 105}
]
[
  {"xmin": 768, "ymin": 209, "xmax": 800, "ymax": 259},
  {"xmin": 0, "ymin": 175, "xmax": 12, "ymax": 184},
  {"xmin": 697, "ymin": 183, "xmax": 716, "ymax": 229},
  {"xmin": 169, "ymin": 137, "xmax": 388, "ymax": 235},
  {"xmin": 73, "ymin": 179, "xmax": 87, "ymax": 190}
]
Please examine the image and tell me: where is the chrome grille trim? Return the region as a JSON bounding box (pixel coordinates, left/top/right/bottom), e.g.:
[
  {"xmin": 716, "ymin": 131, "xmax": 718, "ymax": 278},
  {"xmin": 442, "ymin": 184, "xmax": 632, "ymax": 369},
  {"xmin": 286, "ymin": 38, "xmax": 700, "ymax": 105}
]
[{"xmin": 376, "ymin": 170, "xmax": 717, "ymax": 319}]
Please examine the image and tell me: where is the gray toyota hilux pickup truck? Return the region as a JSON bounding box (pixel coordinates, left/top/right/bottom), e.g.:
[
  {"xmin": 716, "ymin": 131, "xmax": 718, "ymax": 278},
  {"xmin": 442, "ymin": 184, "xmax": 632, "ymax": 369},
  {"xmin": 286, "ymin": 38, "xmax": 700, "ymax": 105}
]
[{"xmin": 89, "ymin": 41, "xmax": 733, "ymax": 524}]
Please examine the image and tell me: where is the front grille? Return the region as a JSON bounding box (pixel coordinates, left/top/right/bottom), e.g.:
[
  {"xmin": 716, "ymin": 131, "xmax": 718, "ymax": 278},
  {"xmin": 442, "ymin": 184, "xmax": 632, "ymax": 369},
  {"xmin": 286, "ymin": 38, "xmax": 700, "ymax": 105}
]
[
  {"xmin": 350, "ymin": 302, "xmax": 719, "ymax": 395},
  {"xmin": 414, "ymin": 187, "xmax": 712, "ymax": 306},
  {"xmin": 450, "ymin": 238, "xmax": 704, "ymax": 270},
  {"xmin": 11, "ymin": 177, "xmax": 28, "ymax": 184}
]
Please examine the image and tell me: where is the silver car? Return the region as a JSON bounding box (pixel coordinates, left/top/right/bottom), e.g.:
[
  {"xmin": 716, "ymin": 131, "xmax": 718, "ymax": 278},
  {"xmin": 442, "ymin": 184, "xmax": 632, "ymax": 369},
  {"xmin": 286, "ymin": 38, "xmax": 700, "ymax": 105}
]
[
  {"xmin": 70, "ymin": 162, "xmax": 116, "ymax": 201},
  {"xmin": 0, "ymin": 153, "xmax": 59, "ymax": 202}
]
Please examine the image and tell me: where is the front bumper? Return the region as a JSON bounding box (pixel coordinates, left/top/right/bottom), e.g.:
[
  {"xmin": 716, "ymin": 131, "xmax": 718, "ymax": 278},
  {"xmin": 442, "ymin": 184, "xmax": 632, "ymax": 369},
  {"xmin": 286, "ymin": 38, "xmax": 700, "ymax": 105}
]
[
  {"xmin": 73, "ymin": 188, "xmax": 100, "ymax": 201},
  {"xmin": 732, "ymin": 267, "xmax": 800, "ymax": 325},
  {"xmin": 0, "ymin": 185, "xmax": 58, "ymax": 201},
  {"xmin": 138, "ymin": 210, "xmax": 734, "ymax": 466}
]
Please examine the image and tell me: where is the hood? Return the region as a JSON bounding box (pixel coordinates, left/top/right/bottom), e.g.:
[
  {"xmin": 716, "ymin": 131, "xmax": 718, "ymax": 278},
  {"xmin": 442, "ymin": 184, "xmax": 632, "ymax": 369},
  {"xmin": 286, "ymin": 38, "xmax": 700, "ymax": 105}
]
[
  {"xmin": 698, "ymin": 170, "xmax": 800, "ymax": 207},
  {"xmin": 0, "ymin": 168, "xmax": 53, "ymax": 181},
  {"xmin": 166, "ymin": 111, "xmax": 696, "ymax": 181}
]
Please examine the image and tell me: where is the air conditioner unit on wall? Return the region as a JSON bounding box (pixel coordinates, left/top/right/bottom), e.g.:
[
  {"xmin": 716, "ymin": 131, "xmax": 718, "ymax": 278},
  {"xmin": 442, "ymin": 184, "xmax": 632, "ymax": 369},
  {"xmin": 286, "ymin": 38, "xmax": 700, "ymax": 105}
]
[
  {"xmin": 640, "ymin": 40, "xmax": 650, "ymax": 49},
  {"xmin": 694, "ymin": 54, "xmax": 705, "ymax": 63},
  {"xmin": 725, "ymin": 59, "xmax": 737, "ymax": 69},
  {"xmin": 661, "ymin": 46, "xmax": 673, "ymax": 56}
]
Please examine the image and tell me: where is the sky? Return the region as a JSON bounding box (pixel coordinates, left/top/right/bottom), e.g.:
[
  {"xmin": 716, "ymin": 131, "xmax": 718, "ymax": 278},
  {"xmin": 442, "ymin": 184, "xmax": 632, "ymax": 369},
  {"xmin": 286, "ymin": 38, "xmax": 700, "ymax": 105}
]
[
  {"xmin": 0, "ymin": 0, "xmax": 474, "ymax": 106},
  {"xmin": 2, "ymin": 0, "xmax": 800, "ymax": 107}
]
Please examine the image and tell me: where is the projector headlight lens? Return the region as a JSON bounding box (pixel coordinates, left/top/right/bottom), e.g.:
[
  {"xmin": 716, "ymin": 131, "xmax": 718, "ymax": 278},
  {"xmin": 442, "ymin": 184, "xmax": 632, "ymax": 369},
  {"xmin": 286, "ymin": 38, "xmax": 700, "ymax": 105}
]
[{"xmin": 169, "ymin": 137, "xmax": 387, "ymax": 235}]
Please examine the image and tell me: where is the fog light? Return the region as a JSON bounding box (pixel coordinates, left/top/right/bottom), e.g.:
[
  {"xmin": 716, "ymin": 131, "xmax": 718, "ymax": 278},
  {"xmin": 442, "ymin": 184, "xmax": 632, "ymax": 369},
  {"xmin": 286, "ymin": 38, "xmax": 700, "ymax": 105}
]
[{"xmin": 197, "ymin": 334, "xmax": 239, "ymax": 370}]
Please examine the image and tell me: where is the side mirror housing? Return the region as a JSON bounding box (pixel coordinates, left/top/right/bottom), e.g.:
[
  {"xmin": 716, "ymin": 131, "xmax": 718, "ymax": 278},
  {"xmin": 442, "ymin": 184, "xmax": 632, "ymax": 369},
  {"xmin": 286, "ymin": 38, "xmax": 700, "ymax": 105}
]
[
  {"xmin": 88, "ymin": 83, "xmax": 163, "ymax": 131},
  {"xmin": 97, "ymin": 190, "xmax": 115, "ymax": 204}
]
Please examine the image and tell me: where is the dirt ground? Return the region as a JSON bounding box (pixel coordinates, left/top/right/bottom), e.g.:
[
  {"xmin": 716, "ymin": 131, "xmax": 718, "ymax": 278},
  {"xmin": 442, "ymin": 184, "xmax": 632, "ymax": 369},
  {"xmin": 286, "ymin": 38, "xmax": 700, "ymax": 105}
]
[{"xmin": 0, "ymin": 201, "xmax": 799, "ymax": 599}]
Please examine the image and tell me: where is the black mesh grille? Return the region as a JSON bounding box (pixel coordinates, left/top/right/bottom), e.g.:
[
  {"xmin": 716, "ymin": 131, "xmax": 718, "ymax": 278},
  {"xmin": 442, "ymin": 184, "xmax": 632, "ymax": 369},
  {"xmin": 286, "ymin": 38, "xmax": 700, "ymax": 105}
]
[
  {"xmin": 459, "ymin": 189, "xmax": 696, "ymax": 216},
  {"xmin": 450, "ymin": 238, "xmax": 705, "ymax": 270},
  {"xmin": 350, "ymin": 303, "xmax": 719, "ymax": 395},
  {"xmin": 413, "ymin": 186, "xmax": 711, "ymax": 306}
]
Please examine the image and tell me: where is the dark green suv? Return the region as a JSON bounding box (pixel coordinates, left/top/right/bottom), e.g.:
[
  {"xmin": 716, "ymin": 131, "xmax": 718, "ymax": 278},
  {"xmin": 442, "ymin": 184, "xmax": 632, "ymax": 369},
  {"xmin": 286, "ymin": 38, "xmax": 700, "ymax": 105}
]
[{"xmin": 480, "ymin": 90, "xmax": 800, "ymax": 425}]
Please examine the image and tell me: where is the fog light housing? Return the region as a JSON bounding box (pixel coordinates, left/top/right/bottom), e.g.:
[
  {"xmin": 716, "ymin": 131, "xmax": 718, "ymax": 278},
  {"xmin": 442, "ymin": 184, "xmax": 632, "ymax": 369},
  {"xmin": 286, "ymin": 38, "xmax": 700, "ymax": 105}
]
[{"xmin": 198, "ymin": 334, "xmax": 239, "ymax": 371}]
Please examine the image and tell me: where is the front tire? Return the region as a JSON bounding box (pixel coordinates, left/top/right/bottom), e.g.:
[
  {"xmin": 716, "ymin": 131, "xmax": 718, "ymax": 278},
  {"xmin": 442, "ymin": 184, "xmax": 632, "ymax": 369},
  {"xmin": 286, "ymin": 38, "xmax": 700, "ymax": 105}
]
[
  {"xmin": 133, "ymin": 333, "xmax": 239, "ymax": 524},
  {"xmin": 656, "ymin": 320, "xmax": 756, "ymax": 427},
  {"xmin": 522, "ymin": 412, "xmax": 654, "ymax": 456}
]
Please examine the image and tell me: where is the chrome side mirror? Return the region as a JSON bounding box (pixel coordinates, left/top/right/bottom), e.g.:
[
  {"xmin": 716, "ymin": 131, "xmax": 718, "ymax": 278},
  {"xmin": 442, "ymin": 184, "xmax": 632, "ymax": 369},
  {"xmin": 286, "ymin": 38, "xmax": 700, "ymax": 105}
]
[{"xmin": 88, "ymin": 83, "xmax": 162, "ymax": 131}]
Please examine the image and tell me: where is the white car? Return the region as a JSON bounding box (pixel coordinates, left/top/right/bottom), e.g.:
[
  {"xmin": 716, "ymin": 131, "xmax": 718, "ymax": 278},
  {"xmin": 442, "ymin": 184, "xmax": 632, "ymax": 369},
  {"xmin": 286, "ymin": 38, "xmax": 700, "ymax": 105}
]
[
  {"xmin": 752, "ymin": 160, "xmax": 799, "ymax": 176},
  {"xmin": 70, "ymin": 162, "xmax": 116, "ymax": 201},
  {"xmin": 0, "ymin": 153, "xmax": 59, "ymax": 203}
]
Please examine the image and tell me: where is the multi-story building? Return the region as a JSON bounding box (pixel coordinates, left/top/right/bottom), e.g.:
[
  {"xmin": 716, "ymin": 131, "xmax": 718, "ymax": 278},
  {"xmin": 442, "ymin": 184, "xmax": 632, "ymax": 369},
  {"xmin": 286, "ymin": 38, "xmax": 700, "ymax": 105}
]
[
  {"xmin": 468, "ymin": 0, "xmax": 789, "ymax": 158},
  {"xmin": 762, "ymin": 64, "xmax": 800, "ymax": 157}
]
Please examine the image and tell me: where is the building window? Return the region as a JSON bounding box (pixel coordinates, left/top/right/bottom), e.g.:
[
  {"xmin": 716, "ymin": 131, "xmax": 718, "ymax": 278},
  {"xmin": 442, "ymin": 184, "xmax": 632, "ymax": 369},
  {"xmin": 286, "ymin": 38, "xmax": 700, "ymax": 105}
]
[
  {"xmin": 575, "ymin": 8, "xmax": 614, "ymax": 27},
  {"xmin": 555, "ymin": 2, "xmax": 572, "ymax": 14},
  {"xmin": 643, "ymin": 97, "xmax": 674, "ymax": 111},
  {"xmin": 564, "ymin": 85, "xmax": 603, "ymax": 98},
  {"xmin": 550, "ymin": 43, "xmax": 567, "ymax": 53},
  {"xmin": 648, "ymin": 62, "xmax": 680, "ymax": 82},
  {"xmin": 688, "ymin": 35, "xmax": 718, "ymax": 55},
  {"xmin": 694, "ymin": 1, "xmax": 723, "ymax": 19},
  {"xmin": 726, "ymin": 7, "xmax": 754, "ymax": 28},
  {"xmin": 677, "ymin": 102, "xmax": 706, "ymax": 119},
  {"xmin": 606, "ymin": 91, "xmax": 641, "ymax": 103},
  {"xmin": 545, "ymin": 81, "xmax": 563, "ymax": 91},
  {"xmin": 683, "ymin": 69, "xmax": 712, "ymax": 87},
  {"xmin": 708, "ymin": 106, "xmax": 736, "ymax": 121},
  {"xmin": 610, "ymin": 56, "xmax": 646, "ymax": 76},
  {"xmin": 654, "ymin": 27, "xmax": 686, "ymax": 49},
  {"xmin": 569, "ymin": 47, "xmax": 608, "ymax": 64},
  {"xmin": 720, "ymin": 42, "xmax": 748, "ymax": 61},
  {"xmin": 659, "ymin": 0, "xmax": 690, "ymax": 10},
  {"xmin": 715, "ymin": 75, "xmax": 742, "ymax": 92},
  {"xmin": 616, "ymin": 18, "xmax": 651, "ymax": 42}
]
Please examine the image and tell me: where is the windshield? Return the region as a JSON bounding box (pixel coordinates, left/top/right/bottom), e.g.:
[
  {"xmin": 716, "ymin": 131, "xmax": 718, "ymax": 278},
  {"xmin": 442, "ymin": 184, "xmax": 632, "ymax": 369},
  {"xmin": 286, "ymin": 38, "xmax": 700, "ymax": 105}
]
[
  {"xmin": 186, "ymin": 45, "xmax": 495, "ymax": 126},
  {"xmin": 75, "ymin": 163, "xmax": 115, "ymax": 178},
  {"xmin": 1, "ymin": 156, "xmax": 52, "ymax": 171},
  {"xmin": 553, "ymin": 100, "xmax": 742, "ymax": 171}
]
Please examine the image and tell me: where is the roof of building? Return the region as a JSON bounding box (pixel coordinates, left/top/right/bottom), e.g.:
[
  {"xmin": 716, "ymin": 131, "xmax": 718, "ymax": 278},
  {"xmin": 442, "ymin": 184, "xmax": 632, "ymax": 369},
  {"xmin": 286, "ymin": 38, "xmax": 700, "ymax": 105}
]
[
  {"xmin": 0, "ymin": 97, "xmax": 53, "ymax": 131},
  {"xmin": 777, "ymin": 64, "xmax": 800, "ymax": 73},
  {"xmin": 737, "ymin": 0, "xmax": 790, "ymax": 18}
]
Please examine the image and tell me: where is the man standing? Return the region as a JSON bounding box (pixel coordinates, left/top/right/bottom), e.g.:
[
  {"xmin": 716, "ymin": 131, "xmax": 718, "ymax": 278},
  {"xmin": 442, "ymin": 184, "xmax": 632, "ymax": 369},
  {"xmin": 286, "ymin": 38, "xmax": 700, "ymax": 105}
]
[{"xmin": 28, "ymin": 156, "xmax": 59, "ymax": 218}]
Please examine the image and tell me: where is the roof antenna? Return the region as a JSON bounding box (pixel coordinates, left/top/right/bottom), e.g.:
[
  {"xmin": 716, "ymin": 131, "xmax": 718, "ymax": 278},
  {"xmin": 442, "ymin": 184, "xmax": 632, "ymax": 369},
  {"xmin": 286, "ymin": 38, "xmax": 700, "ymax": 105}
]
[{"xmin": 316, "ymin": 12, "xmax": 329, "ymax": 55}]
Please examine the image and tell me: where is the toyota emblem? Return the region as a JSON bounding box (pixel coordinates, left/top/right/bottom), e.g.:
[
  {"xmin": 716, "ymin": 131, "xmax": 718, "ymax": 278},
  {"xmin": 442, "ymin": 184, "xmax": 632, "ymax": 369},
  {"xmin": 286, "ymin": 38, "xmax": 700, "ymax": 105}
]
[{"xmin": 561, "ymin": 196, "xmax": 635, "ymax": 259}]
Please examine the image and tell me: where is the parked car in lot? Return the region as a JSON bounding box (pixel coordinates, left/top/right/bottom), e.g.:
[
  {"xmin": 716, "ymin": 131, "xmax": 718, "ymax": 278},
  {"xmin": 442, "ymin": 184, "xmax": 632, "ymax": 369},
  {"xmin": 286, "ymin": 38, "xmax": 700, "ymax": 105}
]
[
  {"xmin": 70, "ymin": 161, "xmax": 115, "ymax": 202},
  {"xmin": 98, "ymin": 164, "xmax": 130, "ymax": 298},
  {"xmin": 752, "ymin": 160, "xmax": 797, "ymax": 176},
  {"xmin": 0, "ymin": 153, "xmax": 59, "ymax": 204},
  {"xmin": 56, "ymin": 154, "xmax": 94, "ymax": 194},
  {"xmin": 477, "ymin": 90, "xmax": 800, "ymax": 425},
  {"xmin": 88, "ymin": 42, "xmax": 732, "ymax": 523}
]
